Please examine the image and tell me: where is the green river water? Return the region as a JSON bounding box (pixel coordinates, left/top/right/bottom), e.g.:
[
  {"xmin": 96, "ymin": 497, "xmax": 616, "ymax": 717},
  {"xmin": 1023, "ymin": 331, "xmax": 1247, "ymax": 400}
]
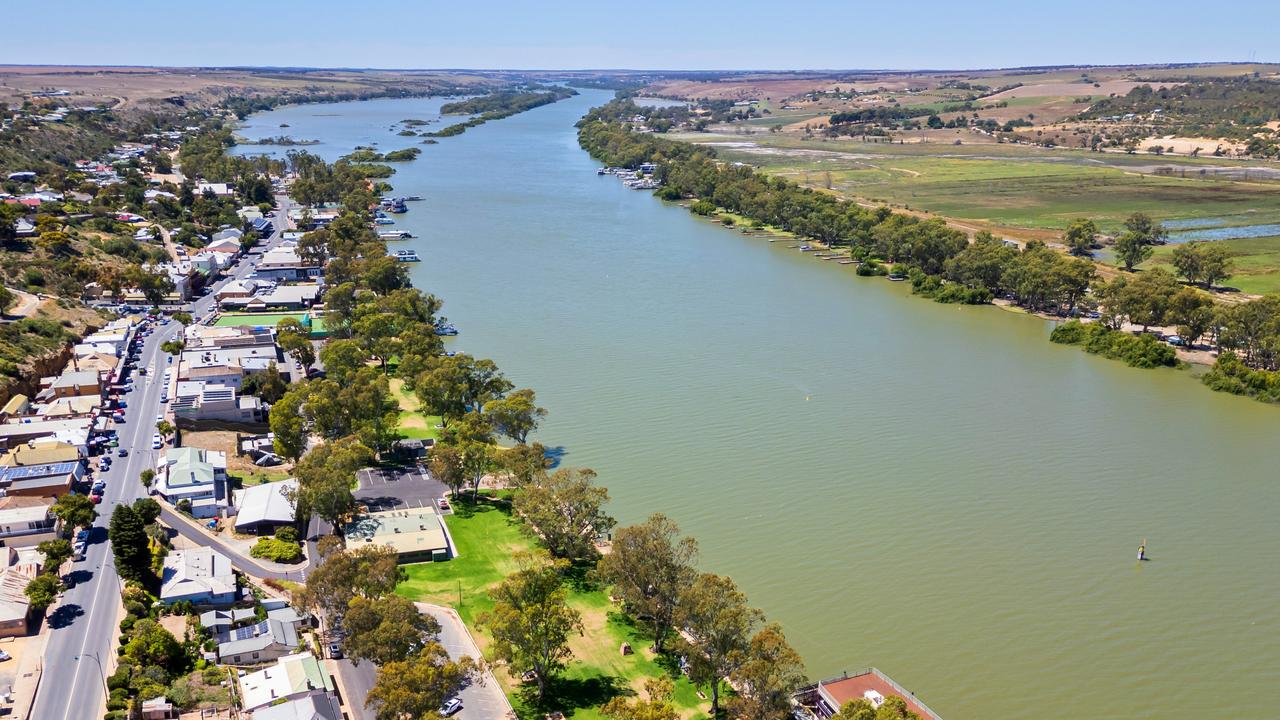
[{"xmin": 234, "ymin": 90, "xmax": 1280, "ymax": 720}]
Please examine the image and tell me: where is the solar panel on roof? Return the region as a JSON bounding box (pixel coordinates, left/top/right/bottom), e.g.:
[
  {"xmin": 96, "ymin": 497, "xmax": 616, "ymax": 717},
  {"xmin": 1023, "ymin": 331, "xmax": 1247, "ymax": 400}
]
[
  {"xmin": 0, "ymin": 462, "xmax": 78, "ymax": 481},
  {"xmin": 232, "ymin": 621, "xmax": 269, "ymax": 641}
]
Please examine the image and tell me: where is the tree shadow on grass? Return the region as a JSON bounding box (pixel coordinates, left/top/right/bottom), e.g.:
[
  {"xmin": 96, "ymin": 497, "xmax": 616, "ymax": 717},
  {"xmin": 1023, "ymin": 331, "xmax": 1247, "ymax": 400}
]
[
  {"xmin": 521, "ymin": 674, "xmax": 629, "ymax": 716},
  {"xmin": 452, "ymin": 496, "xmax": 513, "ymax": 521},
  {"xmin": 562, "ymin": 560, "xmax": 601, "ymax": 594}
]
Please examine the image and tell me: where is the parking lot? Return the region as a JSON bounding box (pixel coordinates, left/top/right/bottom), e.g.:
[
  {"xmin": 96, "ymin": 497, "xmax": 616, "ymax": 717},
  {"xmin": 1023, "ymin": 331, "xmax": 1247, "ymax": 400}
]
[{"xmin": 354, "ymin": 465, "xmax": 448, "ymax": 512}]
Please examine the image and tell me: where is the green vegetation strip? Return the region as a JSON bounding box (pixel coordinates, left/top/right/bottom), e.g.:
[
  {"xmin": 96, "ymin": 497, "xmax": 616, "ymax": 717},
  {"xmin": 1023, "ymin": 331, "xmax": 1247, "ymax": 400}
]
[{"xmin": 399, "ymin": 501, "xmax": 708, "ymax": 720}]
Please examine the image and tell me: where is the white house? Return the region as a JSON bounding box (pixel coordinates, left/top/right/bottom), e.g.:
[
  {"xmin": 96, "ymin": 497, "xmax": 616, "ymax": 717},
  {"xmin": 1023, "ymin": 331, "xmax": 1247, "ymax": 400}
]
[
  {"xmin": 156, "ymin": 447, "xmax": 228, "ymax": 517},
  {"xmin": 238, "ymin": 652, "xmax": 334, "ymax": 711},
  {"xmin": 160, "ymin": 547, "xmax": 236, "ymax": 605}
]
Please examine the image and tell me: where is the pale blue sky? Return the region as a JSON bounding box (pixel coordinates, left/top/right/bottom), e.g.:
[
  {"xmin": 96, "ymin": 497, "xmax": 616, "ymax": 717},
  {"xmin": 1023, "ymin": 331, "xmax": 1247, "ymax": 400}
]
[{"xmin": 6, "ymin": 0, "xmax": 1277, "ymax": 70}]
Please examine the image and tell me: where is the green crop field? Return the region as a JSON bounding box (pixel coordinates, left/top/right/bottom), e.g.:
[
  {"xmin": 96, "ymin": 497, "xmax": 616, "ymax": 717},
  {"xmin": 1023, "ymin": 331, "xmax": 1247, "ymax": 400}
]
[{"xmin": 693, "ymin": 134, "xmax": 1280, "ymax": 238}]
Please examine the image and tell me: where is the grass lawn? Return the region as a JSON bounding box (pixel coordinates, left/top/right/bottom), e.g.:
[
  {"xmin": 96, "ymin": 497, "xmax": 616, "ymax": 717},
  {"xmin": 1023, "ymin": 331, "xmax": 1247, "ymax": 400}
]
[
  {"xmin": 214, "ymin": 312, "xmax": 328, "ymax": 336},
  {"xmin": 389, "ymin": 377, "xmax": 443, "ymax": 441},
  {"xmin": 1146, "ymin": 235, "xmax": 1280, "ymax": 295},
  {"xmin": 398, "ymin": 500, "xmax": 712, "ymax": 720}
]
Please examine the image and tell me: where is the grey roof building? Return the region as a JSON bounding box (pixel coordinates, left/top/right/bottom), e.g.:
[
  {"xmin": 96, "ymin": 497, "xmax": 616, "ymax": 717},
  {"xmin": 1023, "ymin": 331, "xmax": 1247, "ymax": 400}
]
[{"xmin": 216, "ymin": 618, "xmax": 299, "ymax": 665}]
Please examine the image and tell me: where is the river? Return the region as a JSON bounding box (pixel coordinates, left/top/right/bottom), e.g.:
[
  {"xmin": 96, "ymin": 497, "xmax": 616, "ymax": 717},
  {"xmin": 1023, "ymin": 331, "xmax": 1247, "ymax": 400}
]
[{"xmin": 233, "ymin": 89, "xmax": 1280, "ymax": 720}]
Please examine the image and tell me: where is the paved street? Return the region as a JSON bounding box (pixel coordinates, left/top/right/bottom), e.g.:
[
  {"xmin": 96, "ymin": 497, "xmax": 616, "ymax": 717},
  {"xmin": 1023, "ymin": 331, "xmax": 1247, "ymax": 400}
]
[
  {"xmin": 336, "ymin": 603, "xmax": 513, "ymax": 720},
  {"xmin": 157, "ymin": 502, "xmax": 309, "ymax": 582},
  {"xmin": 32, "ymin": 199, "xmax": 293, "ymax": 720}
]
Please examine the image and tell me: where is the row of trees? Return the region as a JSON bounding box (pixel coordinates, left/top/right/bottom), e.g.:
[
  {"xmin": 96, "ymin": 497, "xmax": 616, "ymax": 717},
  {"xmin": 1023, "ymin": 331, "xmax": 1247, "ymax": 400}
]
[
  {"xmin": 298, "ymin": 539, "xmax": 476, "ymax": 720},
  {"xmin": 465, "ymin": 449, "xmax": 809, "ymax": 719},
  {"xmin": 580, "ymin": 101, "xmax": 1280, "ymax": 406}
]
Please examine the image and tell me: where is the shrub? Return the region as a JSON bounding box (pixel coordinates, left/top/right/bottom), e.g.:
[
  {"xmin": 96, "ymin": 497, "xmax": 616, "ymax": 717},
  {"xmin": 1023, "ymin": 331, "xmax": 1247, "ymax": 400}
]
[
  {"xmin": 1050, "ymin": 320, "xmax": 1088, "ymax": 345},
  {"xmin": 250, "ymin": 538, "xmax": 303, "ymax": 563},
  {"xmin": 690, "ymin": 199, "xmax": 717, "ymax": 216},
  {"xmin": 274, "ymin": 526, "xmax": 299, "ymax": 543},
  {"xmin": 856, "ymin": 260, "xmax": 888, "ymax": 277},
  {"xmin": 1059, "ymin": 323, "xmax": 1177, "ymax": 368},
  {"xmin": 1202, "ymin": 352, "xmax": 1280, "ymax": 402}
]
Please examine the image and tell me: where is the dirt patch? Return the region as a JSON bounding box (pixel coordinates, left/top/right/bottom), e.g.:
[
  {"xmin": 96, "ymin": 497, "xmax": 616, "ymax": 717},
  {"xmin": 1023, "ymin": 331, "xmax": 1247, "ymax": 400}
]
[
  {"xmin": 159, "ymin": 614, "xmax": 191, "ymax": 641},
  {"xmin": 181, "ymin": 430, "xmax": 292, "ymax": 486}
]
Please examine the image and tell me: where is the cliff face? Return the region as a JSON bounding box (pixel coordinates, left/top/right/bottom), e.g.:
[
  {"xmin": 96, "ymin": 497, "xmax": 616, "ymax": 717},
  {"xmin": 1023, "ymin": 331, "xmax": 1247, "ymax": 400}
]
[{"xmin": 0, "ymin": 341, "xmax": 75, "ymax": 408}]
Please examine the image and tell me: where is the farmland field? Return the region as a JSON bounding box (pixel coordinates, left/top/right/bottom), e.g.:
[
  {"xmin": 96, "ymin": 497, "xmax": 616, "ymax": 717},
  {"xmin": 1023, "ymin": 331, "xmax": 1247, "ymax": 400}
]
[{"xmin": 688, "ymin": 133, "xmax": 1280, "ymax": 240}]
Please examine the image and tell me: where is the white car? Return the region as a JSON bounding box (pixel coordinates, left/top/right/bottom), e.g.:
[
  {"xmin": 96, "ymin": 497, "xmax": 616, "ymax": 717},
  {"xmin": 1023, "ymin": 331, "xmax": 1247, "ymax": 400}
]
[
  {"xmin": 152, "ymin": 435, "xmax": 163, "ymax": 449},
  {"xmin": 440, "ymin": 699, "xmax": 462, "ymax": 717}
]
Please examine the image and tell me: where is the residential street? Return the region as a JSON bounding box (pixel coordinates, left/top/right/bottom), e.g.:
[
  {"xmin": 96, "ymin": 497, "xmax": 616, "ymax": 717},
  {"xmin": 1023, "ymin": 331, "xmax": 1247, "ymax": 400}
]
[
  {"xmin": 31, "ymin": 200, "xmax": 292, "ymax": 720},
  {"xmin": 337, "ymin": 603, "xmax": 514, "ymax": 720}
]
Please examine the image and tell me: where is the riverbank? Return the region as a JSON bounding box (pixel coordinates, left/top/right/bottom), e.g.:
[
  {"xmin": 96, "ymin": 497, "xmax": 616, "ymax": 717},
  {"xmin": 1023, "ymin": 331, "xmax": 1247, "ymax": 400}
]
[
  {"xmin": 577, "ymin": 98, "xmax": 1280, "ymax": 403},
  {"xmin": 230, "ymin": 90, "xmax": 1280, "ymax": 720}
]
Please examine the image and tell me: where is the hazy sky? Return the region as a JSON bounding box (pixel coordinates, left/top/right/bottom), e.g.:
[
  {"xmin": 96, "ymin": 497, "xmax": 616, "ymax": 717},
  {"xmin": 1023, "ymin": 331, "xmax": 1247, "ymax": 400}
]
[{"xmin": 6, "ymin": 0, "xmax": 1277, "ymax": 70}]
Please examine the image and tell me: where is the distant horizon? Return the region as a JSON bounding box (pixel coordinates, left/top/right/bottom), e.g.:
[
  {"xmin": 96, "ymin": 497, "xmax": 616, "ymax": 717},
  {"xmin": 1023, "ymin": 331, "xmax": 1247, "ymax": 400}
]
[
  {"xmin": 1, "ymin": 60, "xmax": 1274, "ymax": 74},
  {"xmin": 4, "ymin": 0, "xmax": 1275, "ymax": 70}
]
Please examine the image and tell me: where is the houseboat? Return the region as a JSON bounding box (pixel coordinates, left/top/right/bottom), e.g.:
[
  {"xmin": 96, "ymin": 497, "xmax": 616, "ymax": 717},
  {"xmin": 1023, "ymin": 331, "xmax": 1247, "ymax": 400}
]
[
  {"xmin": 378, "ymin": 230, "xmax": 414, "ymax": 240},
  {"xmin": 392, "ymin": 249, "xmax": 421, "ymax": 262}
]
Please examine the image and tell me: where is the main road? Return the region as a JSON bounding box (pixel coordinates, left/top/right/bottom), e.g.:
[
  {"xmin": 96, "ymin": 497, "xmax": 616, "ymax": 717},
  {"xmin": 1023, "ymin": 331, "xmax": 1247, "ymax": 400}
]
[{"xmin": 32, "ymin": 199, "xmax": 292, "ymax": 720}]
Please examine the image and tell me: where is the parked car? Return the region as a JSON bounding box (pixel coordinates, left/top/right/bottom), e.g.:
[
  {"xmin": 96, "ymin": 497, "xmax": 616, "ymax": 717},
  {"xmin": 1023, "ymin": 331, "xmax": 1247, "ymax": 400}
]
[
  {"xmin": 152, "ymin": 435, "xmax": 163, "ymax": 449},
  {"xmin": 328, "ymin": 642, "xmax": 343, "ymax": 659},
  {"xmin": 440, "ymin": 699, "xmax": 462, "ymax": 716},
  {"xmin": 89, "ymin": 494, "xmax": 102, "ymax": 504}
]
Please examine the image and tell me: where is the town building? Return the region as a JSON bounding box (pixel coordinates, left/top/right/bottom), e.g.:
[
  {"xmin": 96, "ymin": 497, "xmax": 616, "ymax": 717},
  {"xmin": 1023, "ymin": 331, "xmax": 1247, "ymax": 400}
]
[
  {"xmin": 0, "ymin": 439, "xmax": 82, "ymax": 467},
  {"xmin": 0, "ymin": 547, "xmax": 43, "ymax": 637},
  {"xmin": 344, "ymin": 507, "xmax": 451, "ymax": 564},
  {"xmin": 255, "ymin": 246, "xmax": 322, "ymax": 282},
  {"xmin": 217, "ymin": 618, "xmax": 300, "ymax": 665},
  {"xmin": 798, "ymin": 670, "xmax": 943, "ymax": 720},
  {"xmin": 0, "ymin": 461, "xmax": 83, "ymax": 497},
  {"xmin": 160, "ymin": 547, "xmax": 237, "ymax": 605},
  {"xmin": 250, "ymin": 693, "xmax": 342, "ymax": 720},
  {"xmin": 155, "ymin": 446, "xmax": 229, "ymax": 517},
  {"xmin": 238, "ymin": 652, "xmax": 335, "ymax": 711},
  {"xmin": 0, "ymin": 417, "xmax": 93, "ymax": 454},
  {"xmin": 233, "ymin": 479, "xmax": 297, "ymax": 534},
  {"xmin": 0, "ymin": 496, "xmax": 59, "ymax": 547},
  {"xmin": 171, "ymin": 383, "xmax": 264, "ymax": 425}
]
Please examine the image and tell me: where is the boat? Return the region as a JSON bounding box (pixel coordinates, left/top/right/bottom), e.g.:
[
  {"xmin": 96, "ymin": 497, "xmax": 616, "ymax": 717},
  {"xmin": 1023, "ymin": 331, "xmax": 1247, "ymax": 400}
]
[
  {"xmin": 392, "ymin": 249, "xmax": 421, "ymax": 262},
  {"xmin": 404, "ymin": 195, "xmax": 423, "ymax": 201},
  {"xmin": 379, "ymin": 230, "xmax": 414, "ymax": 239},
  {"xmin": 434, "ymin": 321, "xmax": 459, "ymax": 336},
  {"xmin": 374, "ymin": 218, "xmax": 394, "ymax": 225}
]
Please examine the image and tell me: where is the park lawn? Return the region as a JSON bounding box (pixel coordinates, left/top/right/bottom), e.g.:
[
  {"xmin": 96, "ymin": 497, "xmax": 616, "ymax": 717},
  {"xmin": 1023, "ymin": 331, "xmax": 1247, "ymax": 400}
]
[
  {"xmin": 1147, "ymin": 235, "xmax": 1280, "ymax": 295},
  {"xmin": 398, "ymin": 500, "xmax": 712, "ymax": 720},
  {"xmin": 389, "ymin": 377, "xmax": 443, "ymax": 441}
]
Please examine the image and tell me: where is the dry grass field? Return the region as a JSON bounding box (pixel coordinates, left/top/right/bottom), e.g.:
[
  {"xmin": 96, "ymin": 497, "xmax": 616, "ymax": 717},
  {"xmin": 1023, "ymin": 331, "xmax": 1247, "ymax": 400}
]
[{"xmin": 0, "ymin": 65, "xmax": 499, "ymax": 109}]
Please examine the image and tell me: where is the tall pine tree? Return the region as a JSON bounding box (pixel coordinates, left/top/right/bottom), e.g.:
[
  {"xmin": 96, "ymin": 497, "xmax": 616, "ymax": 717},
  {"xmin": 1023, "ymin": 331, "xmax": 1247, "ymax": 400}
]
[{"xmin": 109, "ymin": 504, "xmax": 150, "ymax": 582}]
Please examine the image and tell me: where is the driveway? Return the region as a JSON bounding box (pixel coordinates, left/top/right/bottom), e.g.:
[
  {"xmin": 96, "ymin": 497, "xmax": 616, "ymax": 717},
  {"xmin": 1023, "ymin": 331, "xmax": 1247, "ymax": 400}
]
[{"xmin": 335, "ymin": 603, "xmax": 513, "ymax": 720}]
